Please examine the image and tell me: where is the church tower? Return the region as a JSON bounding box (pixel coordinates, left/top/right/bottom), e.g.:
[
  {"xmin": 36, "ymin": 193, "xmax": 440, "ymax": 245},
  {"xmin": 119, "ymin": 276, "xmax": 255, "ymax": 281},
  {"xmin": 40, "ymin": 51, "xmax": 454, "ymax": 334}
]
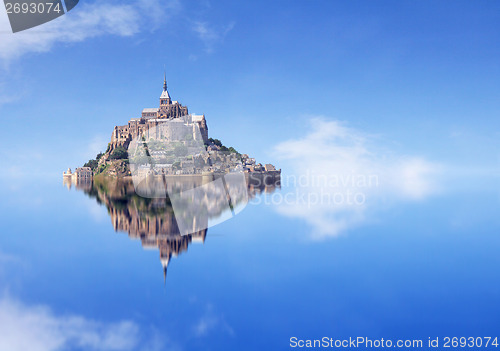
[
  {"xmin": 154, "ymin": 71, "xmax": 189, "ymax": 119},
  {"xmin": 160, "ymin": 72, "xmax": 171, "ymax": 106}
]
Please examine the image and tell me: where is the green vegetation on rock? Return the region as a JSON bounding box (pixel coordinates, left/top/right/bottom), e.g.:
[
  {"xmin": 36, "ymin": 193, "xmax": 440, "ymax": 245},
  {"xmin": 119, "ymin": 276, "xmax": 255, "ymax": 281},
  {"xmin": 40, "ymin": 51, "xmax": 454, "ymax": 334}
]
[
  {"xmin": 84, "ymin": 152, "xmax": 103, "ymax": 171},
  {"xmin": 110, "ymin": 146, "xmax": 128, "ymax": 160}
]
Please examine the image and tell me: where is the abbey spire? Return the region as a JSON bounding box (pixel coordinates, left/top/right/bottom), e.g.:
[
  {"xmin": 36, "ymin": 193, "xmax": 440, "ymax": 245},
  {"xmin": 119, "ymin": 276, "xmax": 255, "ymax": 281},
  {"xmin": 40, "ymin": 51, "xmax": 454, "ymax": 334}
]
[{"xmin": 160, "ymin": 72, "xmax": 171, "ymax": 105}]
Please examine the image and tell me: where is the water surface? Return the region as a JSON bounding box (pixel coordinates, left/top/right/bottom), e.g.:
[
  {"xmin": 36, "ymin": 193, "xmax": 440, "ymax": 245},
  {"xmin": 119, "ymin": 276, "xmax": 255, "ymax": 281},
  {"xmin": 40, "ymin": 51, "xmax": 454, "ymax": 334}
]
[{"xmin": 0, "ymin": 176, "xmax": 499, "ymax": 350}]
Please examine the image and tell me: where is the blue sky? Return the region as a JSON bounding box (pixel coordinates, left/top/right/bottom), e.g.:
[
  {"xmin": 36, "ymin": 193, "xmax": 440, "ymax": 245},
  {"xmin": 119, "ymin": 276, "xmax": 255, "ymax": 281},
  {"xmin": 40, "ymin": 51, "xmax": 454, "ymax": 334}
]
[{"xmin": 0, "ymin": 0, "xmax": 499, "ymax": 178}]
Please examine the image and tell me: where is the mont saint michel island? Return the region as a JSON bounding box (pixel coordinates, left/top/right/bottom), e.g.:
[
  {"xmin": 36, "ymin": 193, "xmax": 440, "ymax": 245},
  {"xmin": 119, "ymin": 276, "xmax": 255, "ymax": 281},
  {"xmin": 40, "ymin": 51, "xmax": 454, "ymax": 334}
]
[
  {"xmin": 62, "ymin": 75, "xmax": 282, "ymax": 279},
  {"xmin": 63, "ymin": 74, "xmax": 281, "ymax": 184}
]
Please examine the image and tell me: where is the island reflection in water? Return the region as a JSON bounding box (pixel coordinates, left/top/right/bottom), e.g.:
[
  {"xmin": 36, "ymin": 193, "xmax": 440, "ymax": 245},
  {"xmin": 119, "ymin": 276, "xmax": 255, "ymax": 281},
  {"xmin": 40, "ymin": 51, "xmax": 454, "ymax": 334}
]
[{"xmin": 63, "ymin": 175, "xmax": 280, "ymax": 280}]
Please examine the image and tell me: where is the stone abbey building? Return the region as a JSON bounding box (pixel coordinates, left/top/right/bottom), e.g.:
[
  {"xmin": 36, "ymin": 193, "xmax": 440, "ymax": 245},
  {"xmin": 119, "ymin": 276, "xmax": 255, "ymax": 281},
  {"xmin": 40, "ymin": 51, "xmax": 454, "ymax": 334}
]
[{"xmin": 108, "ymin": 75, "xmax": 208, "ymax": 154}]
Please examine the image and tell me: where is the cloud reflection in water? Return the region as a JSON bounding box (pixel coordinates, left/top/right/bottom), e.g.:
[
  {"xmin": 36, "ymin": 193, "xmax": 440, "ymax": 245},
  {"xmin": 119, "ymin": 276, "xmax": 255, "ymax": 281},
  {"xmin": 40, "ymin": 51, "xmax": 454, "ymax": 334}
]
[{"xmin": 272, "ymin": 118, "xmax": 442, "ymax": 239}]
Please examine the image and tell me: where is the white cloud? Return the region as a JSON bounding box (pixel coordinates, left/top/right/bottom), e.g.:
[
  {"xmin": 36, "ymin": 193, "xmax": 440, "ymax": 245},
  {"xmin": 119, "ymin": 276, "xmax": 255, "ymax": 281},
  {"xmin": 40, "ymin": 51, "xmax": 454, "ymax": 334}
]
[
  {"xmin": 395, "ymin": 157, "xmax": 440, "ymax": 199},
  {"xmin": 0, "ymin": 3, "xmax": 134, "ymax": 63},
  {"xmin": 191, "ymin": 20, "xmax": 235, "ymax": 53},
  {"xmin": 137, "ymin": 0, "xmax": 181, "ymax": 30},
  {"xmin": 0, "ymin": 0, "xmax": 180, "ymax": 64},
  {"xmin": 0, "ymin": 296, "xmax": 139, "ymax": 351},
  {"xmin": 193, "ymin": 304, "xmax": 234, "ymax": 338},
  {"xmin": 272, "ymin": 118, "xmax": 442, "ymax": 239}
]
